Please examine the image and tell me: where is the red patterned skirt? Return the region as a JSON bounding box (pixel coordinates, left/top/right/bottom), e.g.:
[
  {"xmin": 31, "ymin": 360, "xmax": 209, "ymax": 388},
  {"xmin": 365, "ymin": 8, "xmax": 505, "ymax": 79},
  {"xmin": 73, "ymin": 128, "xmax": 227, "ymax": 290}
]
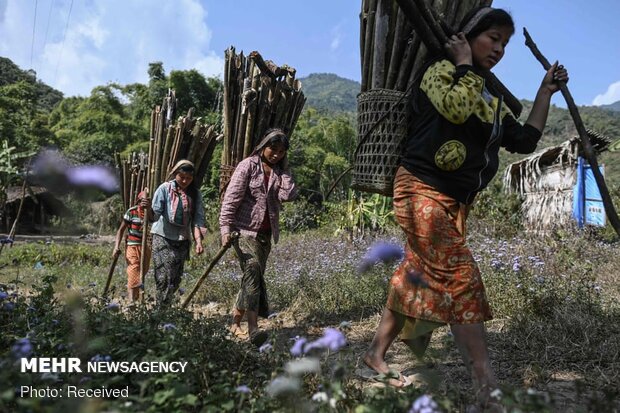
[{"xmin": 387, "ymin": 167, "xmax": 492, "ymax": 327}]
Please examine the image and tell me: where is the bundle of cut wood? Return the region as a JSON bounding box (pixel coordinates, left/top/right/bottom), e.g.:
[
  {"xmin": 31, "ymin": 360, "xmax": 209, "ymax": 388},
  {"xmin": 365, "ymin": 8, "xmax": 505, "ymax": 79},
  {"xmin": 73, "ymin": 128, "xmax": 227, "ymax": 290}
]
[
  {"xmin": 116, "ymin": 151, "xmax": 148, "ymax": 211},
  {"xmin": 146, "ymin": 89, "xmax": 220, "ymax": 193},
  {"xmin": 360, "ymin": 0, "xmax": 490, "ymax": 92},
  {"xmin": 221, "ymin": 47, "xmax": 306, "ymax": 190},
  {"xmin": 359, "ymin": 0, "xmax": 522, "ymax": 116}
]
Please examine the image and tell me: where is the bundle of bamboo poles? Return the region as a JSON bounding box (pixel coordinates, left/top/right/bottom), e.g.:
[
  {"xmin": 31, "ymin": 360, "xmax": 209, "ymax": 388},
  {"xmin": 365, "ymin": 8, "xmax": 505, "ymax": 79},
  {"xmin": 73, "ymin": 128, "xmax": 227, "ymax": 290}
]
[
  {"xmin": 115, "ymin": 151, "xmax": 149, "ymax": 211},
  {"xmin": 360, "ymin": 0, "xmax": 492, "ymax": 93},
  {"xmin": 359, "ymin": 0, "xmax": 522, "ymax": 116},
  {"xmin": 220, "ymin": 47, "xmax": 306, "ymax": 192},
  {"xmin": 146, "ymin": 89, "xmax": 220, "ymax": 193}
]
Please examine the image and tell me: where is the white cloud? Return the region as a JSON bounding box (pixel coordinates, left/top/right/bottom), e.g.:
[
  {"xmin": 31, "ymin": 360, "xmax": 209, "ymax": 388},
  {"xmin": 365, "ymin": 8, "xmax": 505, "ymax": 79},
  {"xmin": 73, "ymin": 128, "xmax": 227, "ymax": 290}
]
[
  {"xmin": 0, "ymin": 0, "xmax": 223, "ymax": 96},
  {"xmin": 330, "ymin": 25, "xmax": 342, "ymax": 51},
  {"xmin": 592, "ymin": 81, "xmax": 620, "ymax": 106}
]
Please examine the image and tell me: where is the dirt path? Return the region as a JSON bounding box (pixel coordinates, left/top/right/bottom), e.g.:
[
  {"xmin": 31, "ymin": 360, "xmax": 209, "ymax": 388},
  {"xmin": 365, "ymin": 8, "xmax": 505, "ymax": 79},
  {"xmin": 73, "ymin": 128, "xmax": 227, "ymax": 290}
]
[
  {"xmin": 4, "ymin": 234, "xmax": 115, "ymax": 245},
  {"xmin": 191, "ymin": 302, "xmax": 586, "ymax": 412}
]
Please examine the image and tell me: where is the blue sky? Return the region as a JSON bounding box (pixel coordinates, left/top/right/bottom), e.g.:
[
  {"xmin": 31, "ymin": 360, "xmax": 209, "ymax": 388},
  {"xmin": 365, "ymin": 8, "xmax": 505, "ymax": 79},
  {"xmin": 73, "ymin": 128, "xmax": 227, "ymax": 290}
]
[{"xmin": 1, "ymin": 0, "xmax": 619, "ymax": 108}]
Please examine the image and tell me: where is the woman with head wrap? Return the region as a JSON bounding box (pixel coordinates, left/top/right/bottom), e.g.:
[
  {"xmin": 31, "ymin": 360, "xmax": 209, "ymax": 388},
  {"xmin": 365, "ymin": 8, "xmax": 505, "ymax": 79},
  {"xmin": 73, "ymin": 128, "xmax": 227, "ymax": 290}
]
[
  {"xmin": 220, "ymin": 128, "xmax": 298, "ymax": 346},
  {"xmin": 150, "ymin": 160, "xmax": 206, "ymax": 305}
]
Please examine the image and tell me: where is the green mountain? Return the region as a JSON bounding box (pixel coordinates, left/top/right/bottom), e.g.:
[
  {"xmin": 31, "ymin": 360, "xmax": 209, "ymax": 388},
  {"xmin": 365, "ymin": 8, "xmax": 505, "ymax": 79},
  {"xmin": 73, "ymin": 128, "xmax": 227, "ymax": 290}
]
[
  {"xmin": 504, "ymin": 100, "xmax": 620, "ymax": 186},
  {"xmin": 299, "ymin": 73, "xmax": 360, "ymax": 113},
  {"xmin": 0, "ymin": 57, "xmax": 64, "ymax": 111},
  {"xmin": 600, "ymin": 100, "xmax": 620, "ymax": 112}
]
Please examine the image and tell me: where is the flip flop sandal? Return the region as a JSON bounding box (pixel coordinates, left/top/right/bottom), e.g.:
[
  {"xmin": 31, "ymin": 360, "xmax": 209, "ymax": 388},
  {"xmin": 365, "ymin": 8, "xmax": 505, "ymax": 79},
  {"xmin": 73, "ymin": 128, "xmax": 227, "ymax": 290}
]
[
  {"xmin": 249, "ymin": 330, "xmax": 268, "ymax": 347},
  {"xmin": 229, "ymin": 325, "xmax": 248, "ymax": 340},
  {"xmin": 355, "ymin": 363, "xmax": 411, "ymax": 388}
]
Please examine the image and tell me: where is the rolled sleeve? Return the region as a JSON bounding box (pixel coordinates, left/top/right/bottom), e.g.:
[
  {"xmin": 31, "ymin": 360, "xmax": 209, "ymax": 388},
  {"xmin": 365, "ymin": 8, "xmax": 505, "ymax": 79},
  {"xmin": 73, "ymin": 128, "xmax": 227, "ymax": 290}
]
[
  {"xmin": 151, "ymin": 184, "xmax": 166, "ymax": 221},
  {"xmin": 219, "ymin": 160, "xmax": 251, "ymax": 236},
  {"xmin": 193, "ymin": 193, "xmax": 206, "ymax": 228},
  {"xmin": 278, "ymin": 169, "xmax": 298, "ymax": 202}
]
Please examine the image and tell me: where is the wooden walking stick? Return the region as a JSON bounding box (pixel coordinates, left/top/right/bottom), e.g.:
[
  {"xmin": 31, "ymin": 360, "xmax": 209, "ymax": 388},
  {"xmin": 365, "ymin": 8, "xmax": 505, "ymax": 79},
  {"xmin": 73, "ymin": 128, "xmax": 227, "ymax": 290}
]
[
  {"xmin": 523, "ymin": 28, "xmax": 620, "ymax": 237},
  {"xmin": 139, "ymin": 187, "xmax": 150, "ymax": 300},
  {"xmin": 103, "ymin": 250, "xmax": 121, "ymax": 297},
  {"xmin": 181, "ymin": 232, "xmax": 239, "ymax": 309}
]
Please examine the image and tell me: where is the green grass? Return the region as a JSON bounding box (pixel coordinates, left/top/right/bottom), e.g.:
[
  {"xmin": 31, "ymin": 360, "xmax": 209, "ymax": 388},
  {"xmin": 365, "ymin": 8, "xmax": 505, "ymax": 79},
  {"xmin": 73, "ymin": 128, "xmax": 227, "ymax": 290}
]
[{"xmin": 1, "ymin": 211, "xmax": 619, "ymax": 412}]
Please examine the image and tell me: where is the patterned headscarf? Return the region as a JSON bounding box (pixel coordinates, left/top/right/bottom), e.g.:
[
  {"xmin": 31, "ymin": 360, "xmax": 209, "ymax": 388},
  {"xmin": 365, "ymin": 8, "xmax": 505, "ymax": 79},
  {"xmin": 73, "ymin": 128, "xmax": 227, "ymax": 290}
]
[
  {"xmin": 461, "ymin": 7, "xmax": 494, "ymax": 35},
  {"xmin": 252, "ymin": 129, "xmax": 289, "ymax": 156},
  {"xmin": 167, "ymin": 159, "xmax": 195, "ymax": 180}
]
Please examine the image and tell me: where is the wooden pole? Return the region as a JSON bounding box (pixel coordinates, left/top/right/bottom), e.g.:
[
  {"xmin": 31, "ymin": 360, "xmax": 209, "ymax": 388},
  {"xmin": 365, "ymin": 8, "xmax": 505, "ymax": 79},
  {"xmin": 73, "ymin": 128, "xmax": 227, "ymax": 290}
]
[
  {"xmin": 103, "ymin": 248, "xmax": 121, "ymax": 297},
  {"xmin": 371, "ymin": 0, "xmax": 392, "ymax": 89},
  {"xmin": 361, "ymin": 0, "xmax": 378, "ymax": 92},
  {"xmin": 523, "ymin": 28, "xmax": 620, "ymax": 236},
  {"xmin": 0, "ymin": 179, "xmax": 27, "ymax": 256},
  {"xmin": 139, "ymin": 187, "xmax": 150, "ymax": 300},
  {"xmin": 181, "ymin": 232, "xmax": 239, "ymax": 309}
]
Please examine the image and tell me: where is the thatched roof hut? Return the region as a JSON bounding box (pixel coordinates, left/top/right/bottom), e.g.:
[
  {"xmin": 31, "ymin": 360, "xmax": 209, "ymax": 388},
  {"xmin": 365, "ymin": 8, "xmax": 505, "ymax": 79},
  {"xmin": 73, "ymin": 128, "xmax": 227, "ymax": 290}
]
[
  {"xmin": 503, "ymin": 130, "xmax": 612, "ymax": 231},
  {"xmin": 3, "ymin": 186, "xmax": 70, "ymax": 234}
]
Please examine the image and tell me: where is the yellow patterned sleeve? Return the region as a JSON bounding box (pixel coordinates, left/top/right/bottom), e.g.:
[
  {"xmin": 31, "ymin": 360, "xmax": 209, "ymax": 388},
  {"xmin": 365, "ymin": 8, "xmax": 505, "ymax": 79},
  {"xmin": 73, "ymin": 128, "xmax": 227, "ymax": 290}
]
[{"xmin": 420, "ymin": 60, "xmax": 485, "ymax": 124}]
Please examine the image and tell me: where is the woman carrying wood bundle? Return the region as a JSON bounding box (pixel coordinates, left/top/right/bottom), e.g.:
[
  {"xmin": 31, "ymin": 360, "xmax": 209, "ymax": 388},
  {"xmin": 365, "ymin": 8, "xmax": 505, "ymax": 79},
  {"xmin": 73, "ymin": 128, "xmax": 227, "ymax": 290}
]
[
  {"xmin": 220, "ymin": 128, "xmax": 298, "ymax": 347},
  {"xmin": 362, "ymin": 6, "xmax": 568, "ymax": 410},
  {"xmin": 112, "ymin": 190, "xmax": 152, "ymax": 302},
  {"xmin": 151, "ymin": 160, "xmax": 206, "ymax": 305}
]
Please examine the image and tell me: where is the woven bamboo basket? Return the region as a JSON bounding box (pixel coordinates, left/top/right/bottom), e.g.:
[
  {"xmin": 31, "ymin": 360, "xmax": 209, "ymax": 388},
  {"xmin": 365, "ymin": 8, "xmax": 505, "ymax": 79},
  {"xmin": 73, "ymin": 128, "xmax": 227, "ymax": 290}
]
[
  {"xmin": 219, "ymin": 164, "xmax": 237, "ymax": 196},
  {"xmin": 351, "ymin": 88, "xmax": 410, "ymax": 197}
]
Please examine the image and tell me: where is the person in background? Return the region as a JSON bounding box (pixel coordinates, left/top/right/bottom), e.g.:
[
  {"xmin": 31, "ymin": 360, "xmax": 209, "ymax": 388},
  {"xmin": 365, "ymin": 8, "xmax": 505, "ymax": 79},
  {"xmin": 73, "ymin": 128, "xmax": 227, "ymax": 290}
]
[
  {"xmin": 112, "ymin": 190, "xmax": 152, "ymax": 302},
  {"xmin": 362, "ymin": 6, "xmax": 568, "ymax": 411},
  {"xmin": 220, "ymin": 128, "xmax": 298, "ymax": 346},
  {"xmin": 151, "ymin": 160, "xmax": 206, "ymax": 305}
]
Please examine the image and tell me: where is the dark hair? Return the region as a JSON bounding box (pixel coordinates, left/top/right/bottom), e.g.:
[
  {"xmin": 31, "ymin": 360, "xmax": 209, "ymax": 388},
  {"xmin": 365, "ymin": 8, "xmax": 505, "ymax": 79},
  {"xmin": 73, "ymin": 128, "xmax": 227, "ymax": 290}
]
[
  {"xmin": 262, "ymin": 128, "xmax": 290, "ymax": 150},
  {"xmin": 459, "ymin": 7, "xmax": 514, "ymax": 41}
]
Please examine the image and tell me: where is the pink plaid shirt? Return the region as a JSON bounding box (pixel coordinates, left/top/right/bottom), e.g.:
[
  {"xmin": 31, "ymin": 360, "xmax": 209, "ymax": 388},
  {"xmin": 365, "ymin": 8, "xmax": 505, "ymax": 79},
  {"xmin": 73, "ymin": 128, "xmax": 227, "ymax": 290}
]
[{"xmin": 220, "ymin": 155, "xmax": 298, "ymax": 244}]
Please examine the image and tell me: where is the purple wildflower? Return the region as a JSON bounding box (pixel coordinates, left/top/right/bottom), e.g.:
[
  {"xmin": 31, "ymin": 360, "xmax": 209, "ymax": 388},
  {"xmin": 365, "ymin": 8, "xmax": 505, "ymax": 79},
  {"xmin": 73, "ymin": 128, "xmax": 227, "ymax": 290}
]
[
  {"xmin": 235, "ymin": 385, "xmax": 250, "ymax": 394},
  {"xmin": 162, "ymin": 323, "xmax": 176, "ymax": 331},
  {"xmin": 30, "ymin": 150, "xmax": 118, "ymax": 194},
  {"xmin": 259, "ymin": 342, "xmax": 273, "ymax": 353},
  {"xmin": 66, "ymin": 165, "xmax": 118, "ymax": 193},
  {"xmin": 290, "ymin": 337, "xmax": 308, "ymax": 357},
  {"xmin": 304, "ymin": 328, "xmax": 347, "ymax": 353},
  {"xmin": 358, "ymin": 242, "xmax": 404, "ymax": 273},
  {"xmin": 406, "ymin": 270, "xmax": 428, "ymax": 287},
  {"xmin": 12, "ymin": 338, "xmax": 33, "ymax": 358},
  {"xmin": 0, "ymin": 291, "xmax": 8, "ymax": 300},
  {"xmin": 409, "ymin": 394, "xmax": 441, "ymax": 413}
]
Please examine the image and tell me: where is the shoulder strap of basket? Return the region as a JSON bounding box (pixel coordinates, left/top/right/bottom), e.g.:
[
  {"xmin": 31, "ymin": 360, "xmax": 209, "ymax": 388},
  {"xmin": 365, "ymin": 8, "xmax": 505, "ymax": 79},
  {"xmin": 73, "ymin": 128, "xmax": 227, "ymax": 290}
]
[{"xmin": 354, "ymin": 82, "xmax": 416, "ymax": 157}]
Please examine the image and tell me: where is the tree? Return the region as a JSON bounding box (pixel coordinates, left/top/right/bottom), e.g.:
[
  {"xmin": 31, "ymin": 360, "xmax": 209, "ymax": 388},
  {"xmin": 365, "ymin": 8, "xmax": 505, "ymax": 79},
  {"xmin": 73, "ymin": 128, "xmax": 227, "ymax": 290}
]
[
  {"xmin": 288, "ymin": 108, "xmax": 355, "ymax": 199},
  {"xmin": 48, "ymin": 85, "xmax": 148, "ymax": 165},
  {"xmin": 0, "ymin": 141, "xmax": 34, "ymax": 224},
  {"xmin": 0, "ymin": 81, "xmax": 57, "ymax": 152}
]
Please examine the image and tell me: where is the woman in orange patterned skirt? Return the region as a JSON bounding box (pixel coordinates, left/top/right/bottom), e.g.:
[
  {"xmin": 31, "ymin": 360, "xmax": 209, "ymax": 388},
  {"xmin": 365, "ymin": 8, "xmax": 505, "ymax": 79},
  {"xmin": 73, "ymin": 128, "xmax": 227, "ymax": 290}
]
[{"xmin": 362, "ymin": 6, "xmax": 568, "ymax": 410}]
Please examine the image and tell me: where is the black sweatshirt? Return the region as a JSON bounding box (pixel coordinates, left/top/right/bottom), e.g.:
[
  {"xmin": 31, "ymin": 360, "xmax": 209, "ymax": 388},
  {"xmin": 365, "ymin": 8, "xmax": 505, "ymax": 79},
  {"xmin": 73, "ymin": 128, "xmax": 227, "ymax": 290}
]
[{"xmin": 401, "ymin": 60, "xmax": 541, "ymax": 204}]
